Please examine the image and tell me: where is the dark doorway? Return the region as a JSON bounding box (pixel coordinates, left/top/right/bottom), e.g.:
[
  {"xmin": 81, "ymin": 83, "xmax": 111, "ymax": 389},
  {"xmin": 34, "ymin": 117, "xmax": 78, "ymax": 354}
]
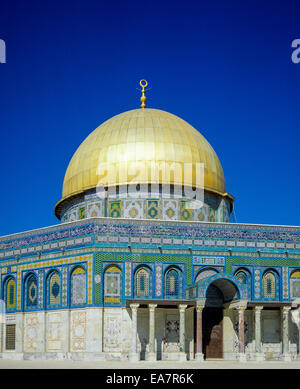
[
  {"xmin": 202, "ymin": 307, "xmax": 223, "ymax": 359},
  {"xmin": 193, "ymin": 278, "xmax": 239, "ymax": 360}
]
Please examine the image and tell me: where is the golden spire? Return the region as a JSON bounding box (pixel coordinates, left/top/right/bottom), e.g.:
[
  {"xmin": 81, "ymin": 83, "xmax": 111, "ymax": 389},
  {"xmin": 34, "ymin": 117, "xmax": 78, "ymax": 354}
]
[{"xmin": 139, "ymin": 79, "xmax": 148, "ymax": 108}]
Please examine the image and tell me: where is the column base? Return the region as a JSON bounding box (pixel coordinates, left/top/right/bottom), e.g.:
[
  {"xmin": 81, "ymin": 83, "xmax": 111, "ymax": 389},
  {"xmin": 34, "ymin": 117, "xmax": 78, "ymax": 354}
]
[
  {"xmin": 146, "ymin": 352, "xmax": 156, "ymax": 362},
  {"xmin": 254, "ymin": 352, "xmax": 265, "ymax": 361},
  {"xmin": 238, "ymin": 353, "xmax": 247, "ymax": 362},
  {"xmin": 0, "ymin": 352, "xmax": 24, "ymax": 360},
  {"xmin": 66, "ymin": 352, "xmax": 106, "ymax": 361},
  {"xmin": 281, "ymin": 353, "xmax": 292, "ymax": 362},
  {"xmin": 128, "ymin": 352, "xmax": 140, "ymax": 362},
  {"xmin": 195, "ymin": 352, "xmax": 204, "ymax": 361},
  {"xmin": 178, "ymin": 352, "xmax": 187, "ymax": 361}
]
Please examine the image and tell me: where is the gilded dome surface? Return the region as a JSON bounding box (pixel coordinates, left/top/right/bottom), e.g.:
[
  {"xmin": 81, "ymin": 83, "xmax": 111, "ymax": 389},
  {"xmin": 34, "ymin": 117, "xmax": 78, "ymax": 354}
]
[{"xmin": 60, "ymin": 108, "xmax": 226, "ymax": 202}]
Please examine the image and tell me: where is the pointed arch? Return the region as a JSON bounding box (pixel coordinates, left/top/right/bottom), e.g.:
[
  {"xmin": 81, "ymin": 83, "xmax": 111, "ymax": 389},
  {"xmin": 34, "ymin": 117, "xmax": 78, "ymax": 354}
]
[
  {"xmin": 103, "ymin": 264, "xmax": 122, "ymax": 304},
  {"xmin": 70, "ymin": 265, "xmax": 86, "ymax": 306},
  {"xmin": 195, "ymin": 273, "xmax": 247, "ymax": 300},
  {"xmin": 262, "ymin": 269, "xmax": 279, "ymax": 300},
  {"xmin": 134, "ymin": 265, "xmax": 152, "ymax": 297},
  {"xmin": 3, "ymin": 276, "xmax": 16, "ymax": 311},
  {"xmin": 24, "ymin": 272, "xmax": 38, "ymax": 309},
  {"xmin": 165, "ymin": 266, "xmax": 182, "ymax": 298},
  {"xmin": 290, "ymin": 269, "xmax": 300, "ymax": 298},
  {"xmin": 234, "ymin": 267, "xmax": 252, "ymax": 299},
  {"xmin": 47, "ymin": 269, "xmax": 62, "ymax": 307}
]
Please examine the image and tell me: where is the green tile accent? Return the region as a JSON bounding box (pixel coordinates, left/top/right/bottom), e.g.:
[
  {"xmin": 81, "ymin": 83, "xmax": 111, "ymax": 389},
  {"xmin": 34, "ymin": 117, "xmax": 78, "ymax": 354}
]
[
  {"xmin": 94, "ymin": 256, "xmax": 101, "ymax": 304},
  {"xmin": 146, "ymin": 200, "xmax": 159, "ymax": 219},
  {"xmin": 180, "ymin": 201, "xmax": 192, "ymax": 221},
  {"xmin": 226, "ymin": 257, "xmax": 300, "ymax": 273},
  {"xmin": 109, "ymin": 201, "xmax": 121, "ymax": 218},
  {"xmin": 94, "ymin": 252, "xmax": 193, "ymax": 291},
  {"xmin": 79, "ymin": 207, "xmax": 85, "ymax": 220}
]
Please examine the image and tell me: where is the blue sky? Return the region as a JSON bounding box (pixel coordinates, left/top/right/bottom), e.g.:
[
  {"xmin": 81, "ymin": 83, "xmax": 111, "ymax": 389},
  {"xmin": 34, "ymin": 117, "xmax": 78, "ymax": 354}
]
[{"xmin": 0, "ymin": 0, "xmax": 299, "ymax": 236}]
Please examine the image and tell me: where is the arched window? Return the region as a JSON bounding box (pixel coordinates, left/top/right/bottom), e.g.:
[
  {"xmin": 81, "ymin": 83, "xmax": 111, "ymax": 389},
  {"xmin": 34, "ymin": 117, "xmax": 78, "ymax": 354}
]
[
  {"xmin": 290, "ymin": 270, "xmax": 300, "ymax": 299},
  {"xmin": 24, "ymin": 273, "xmax": 38, "ymax": 309},
  {"xmin": 70, "ymin": 266, "xmax": 86, "ymax": 306},
  {"xmin": 263, "ymin": 271, "xmax": 277, "ymax": 299},
  {"xmin": 104, "ymin": 265, "xmax": 122, "ymax": 304},
  {"xmin": 135, "ymin": 267, "xmax": 150, "ymax": 297},
  {"xmin": 47, "ymin": 271, "xmax": 61, "ymax": 307},
  {"xmin": 235, "ymin": 270, "xmax": 248, "ymax": 284},
  {"xmin": 5, "ymin": 278, "xmax": 16, "ymax": 310},
  {"xmin": 165, "ymin": 268, "xmax": 180, "ymax": 298},
  {"xmin": 235, "ymin": 269, "xmax": 252, "ymax": 299}
]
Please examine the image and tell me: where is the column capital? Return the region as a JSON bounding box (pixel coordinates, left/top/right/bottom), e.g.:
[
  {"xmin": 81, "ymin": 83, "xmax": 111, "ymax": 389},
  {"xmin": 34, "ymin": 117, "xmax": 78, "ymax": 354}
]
[
  {"xmin": 196, "ymin": 305, "xmax": 204, "ymax": 313},
  {"xmin": 130, "ymin": 303, "xmax": 140, "ymax": 310},
  {"xmin": 254, "ymin": 306, "xmax": 263, "ymax": 313},
  {"xmin": 148, "ymin": 304, "xmax": 157, "ymax": 310},
  {"xmin": 196, "ymin": 298, "xmax": 206, "ymax": 307},
  {"xmin": 281, "ymin": 306, "xmax": 291, "ymax": 313},
  {"xmin": 226, "ymin": 300, "xmax": 248, "ymax": 310},
  {"xmin": 178, "ymin": 304, "xmax": 188, "ymax": 312}
]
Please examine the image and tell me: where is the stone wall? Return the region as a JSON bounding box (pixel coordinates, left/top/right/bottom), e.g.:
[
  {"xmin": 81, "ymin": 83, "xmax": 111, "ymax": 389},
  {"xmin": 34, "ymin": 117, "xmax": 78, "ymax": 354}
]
[
  {"xmin": 0, "ymin": 307, "xmax": 194, "ymax": 361},
  {"xmin": 0, "ymin": 307, "xmax": 298, "ymax": 361}
]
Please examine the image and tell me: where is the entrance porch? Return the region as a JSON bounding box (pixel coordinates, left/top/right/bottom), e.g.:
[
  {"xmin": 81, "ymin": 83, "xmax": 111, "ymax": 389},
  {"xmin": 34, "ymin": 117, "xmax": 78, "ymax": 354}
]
[{"xmin": 126, "ymin": 277, "xmax": 300, "ymax": 362}]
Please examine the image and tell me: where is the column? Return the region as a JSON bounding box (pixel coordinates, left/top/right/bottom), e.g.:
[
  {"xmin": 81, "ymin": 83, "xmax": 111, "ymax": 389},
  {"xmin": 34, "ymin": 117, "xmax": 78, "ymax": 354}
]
[
  {"xmin": 129, "ymin": 303, "xmax": 140, "ymax": 362},
  {"xmin": 99, "ymin": 307, "xmax": 104, "ymax": 353},
  {"xmin": 67, "ymin": 309, "xmax": 71, "ymax": 354},
  {"xmin": 147, "ymin": 304, "xmax": 157, "ymax": 361},
  {"xmin": 178, "ymin": 304, "xmax": 187, "ymax": 361},
  {"xmin": 237, "ymin": 306, "xmax": 246, "ymax": 361},
  {"xmin": 36, "ymin": 311, "xmax": 46, "ymax": 353},
  {"xmin": 297, "ymin": 306, "xmax": 300, "ymax": 360},
  {"xmin": 195, "ymin": 305, "xmax": 204, "ymax": 361},
  {"xmin": 254, "ymin": 306, "xmax": 264, "ymax": 361},
  {"xmin": 281, "ymin": 306, "xmax": 291, "ymax": 361},
  {"xmin": 0, "ymin": 308, "xmax": 4, "ymax": 353},
  {"xmin": 44, "ymin": 311, "xmax": 47, "ymax": 352}
]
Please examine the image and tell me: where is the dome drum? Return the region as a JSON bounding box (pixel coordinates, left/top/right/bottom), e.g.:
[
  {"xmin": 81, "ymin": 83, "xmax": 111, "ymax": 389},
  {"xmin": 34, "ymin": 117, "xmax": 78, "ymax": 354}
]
[{"xmin": 56, "ymin": 184, "xmax": 233, "ymax": 223}]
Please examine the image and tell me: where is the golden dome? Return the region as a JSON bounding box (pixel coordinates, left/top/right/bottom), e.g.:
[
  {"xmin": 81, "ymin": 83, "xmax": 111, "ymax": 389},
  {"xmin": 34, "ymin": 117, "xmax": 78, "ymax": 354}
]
[{"xmin": 56, "ymin": 108, "xmax": 228, "ymax": 211}]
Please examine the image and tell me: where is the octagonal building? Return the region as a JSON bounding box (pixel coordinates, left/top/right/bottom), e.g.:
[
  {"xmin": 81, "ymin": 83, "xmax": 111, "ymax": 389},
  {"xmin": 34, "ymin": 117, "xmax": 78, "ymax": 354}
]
[{"xmin": 0, "ymin": 86, "xmax": 299, "ymax": 362}]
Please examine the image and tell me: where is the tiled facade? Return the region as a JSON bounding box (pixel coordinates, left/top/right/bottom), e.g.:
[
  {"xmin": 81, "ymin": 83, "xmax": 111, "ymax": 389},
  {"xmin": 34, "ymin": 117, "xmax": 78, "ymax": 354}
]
[{"xmin": 0, "ymin": 217, "xmax": 300, "ymax": 361}]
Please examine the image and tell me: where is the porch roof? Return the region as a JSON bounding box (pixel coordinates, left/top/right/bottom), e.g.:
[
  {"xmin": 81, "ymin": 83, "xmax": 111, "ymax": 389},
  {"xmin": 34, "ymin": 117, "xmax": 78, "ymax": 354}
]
[{"xmin": 125, "ymin": 299, "xmax": 195, "ymax": 308}]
